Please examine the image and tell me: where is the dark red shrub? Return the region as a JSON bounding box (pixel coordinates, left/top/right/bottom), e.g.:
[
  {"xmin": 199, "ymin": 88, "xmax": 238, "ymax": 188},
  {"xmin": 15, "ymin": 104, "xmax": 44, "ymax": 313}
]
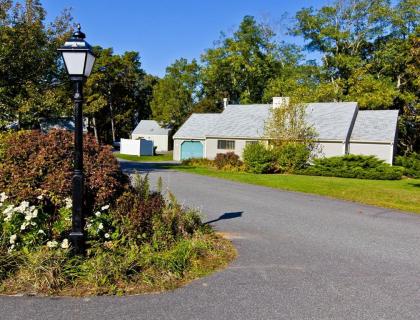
[
  {"xmin": 113, "ymin": 191, "xmax": 165, "ymax": 241},
  {"xmin": 214, "ymin": 152, "xmax": 242, "ymax": 170},
  {"xmin": 0, "ymin": 130, "xmax": 128, "ymax": 210}
]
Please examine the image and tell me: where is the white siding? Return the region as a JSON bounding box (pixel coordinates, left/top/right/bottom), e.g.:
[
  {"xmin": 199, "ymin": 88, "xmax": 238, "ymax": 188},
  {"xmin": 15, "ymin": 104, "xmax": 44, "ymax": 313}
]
[
  {"xmin": 132, "ymin": 134, "xmax": 169, "ymax": 152},
  {"xmin": 120, "ymin": 138, "xmax": 141, "ymax": 156},
  {"xmin": 349, "ymin": 142, "xmax": 394, "ymax": 164},
  {"xmin": 315, "ymin": 141, "xmax": 345, "ymax": 158},
  {"xmin": 173, "ymin": 139, "xmax": 182, "ymax": 161}
]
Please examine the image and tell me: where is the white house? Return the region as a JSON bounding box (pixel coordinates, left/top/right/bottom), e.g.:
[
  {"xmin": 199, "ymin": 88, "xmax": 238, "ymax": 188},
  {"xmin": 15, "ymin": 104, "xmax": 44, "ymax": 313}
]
[
  {"xmin": 173, "ymin": 98, "xmax": 399, "ymax": 164},
  {"xmin": 131, "ymin": 120, "xmax": 172, "ymax": 152}
]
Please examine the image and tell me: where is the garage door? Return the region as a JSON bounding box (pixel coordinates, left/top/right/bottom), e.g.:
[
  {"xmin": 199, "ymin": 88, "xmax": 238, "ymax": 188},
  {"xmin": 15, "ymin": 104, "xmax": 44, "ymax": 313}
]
[{"xmin": 181, "ymin": 141, "xmax": 203, "ymax": 160}]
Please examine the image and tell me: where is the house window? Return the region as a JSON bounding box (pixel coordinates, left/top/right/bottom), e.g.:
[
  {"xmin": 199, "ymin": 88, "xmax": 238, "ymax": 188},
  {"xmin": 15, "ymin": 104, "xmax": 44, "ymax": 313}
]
[
  {"xmin": 246, "ymin": 141, "xmax": 258, "ymax": 145},
  {"xmin": 217, "ymin": 140, "xmax": 235, "ymax": 150}
]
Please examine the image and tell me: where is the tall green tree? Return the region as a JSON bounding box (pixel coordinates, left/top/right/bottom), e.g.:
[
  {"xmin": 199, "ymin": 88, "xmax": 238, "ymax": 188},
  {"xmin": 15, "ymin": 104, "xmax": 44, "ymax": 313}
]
[
  {"xmin": 201, "ymin": 16, "xmax": 281, "ymax": 105},
  {"xmin": 84, "ymin": 47, "xmax": 150, "ymax": 143},
  {"xmin": 150, "ymin": 58, "xmax": 200, "ymax": 129},
  {"xmin": 0, "ymin": 0, "xmax": 72, "ymax": 128},
  {"xmin": 292, "ymin": 0, "xmax": 419, "ymax": 152}
]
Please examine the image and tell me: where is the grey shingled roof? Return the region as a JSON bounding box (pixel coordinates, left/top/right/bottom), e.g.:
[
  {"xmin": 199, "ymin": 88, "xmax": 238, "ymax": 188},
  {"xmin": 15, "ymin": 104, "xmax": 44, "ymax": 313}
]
[
  {"xmin": 306, "ymin": 102, "xmax": 358, "ymax": 141},
  {"xmin": 205, "ymin": 102, "xmax": 358, "ymax": 141},
  {"xmin": 173, "ymin": 114, "xmax": 221, "ymax": 139},
  {"xmin": 132, "ymin": 120, "xmax": 170, "ymax": 135},
  {"xmin": 350, "ymin": 110, "xmax": 399, "ymax": 143},
  {"xmin": 206, "ymin": 104, "xmax": 271, "ymax": 138}
]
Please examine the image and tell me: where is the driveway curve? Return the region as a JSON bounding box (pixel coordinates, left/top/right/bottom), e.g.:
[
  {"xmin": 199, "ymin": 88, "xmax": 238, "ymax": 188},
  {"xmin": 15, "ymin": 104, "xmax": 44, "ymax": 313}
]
[{"xmin": 1, "ymin": 161, "xmax": 420, "ymax": 320}]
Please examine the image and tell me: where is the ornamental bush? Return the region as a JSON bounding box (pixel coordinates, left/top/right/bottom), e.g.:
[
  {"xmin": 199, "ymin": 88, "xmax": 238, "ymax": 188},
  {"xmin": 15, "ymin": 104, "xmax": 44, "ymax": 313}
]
[
  {"xmin": 243, "ymin": 143, "xmax": 276, "ymax": 173},
  {"xmin": 395, "ymin": 153, "xmax": 420, "ymax": 178},
  {"xmin": 302, "ymin": 155, "xmax": 404, "ymax": 180},
  {"xmin": 275, "ymin": 143, "xmax": 311, "ymax": 173},
  {"xmin": 214, "ymin": 152, "xmax": 243, "ymax": 170},
  {"xmin": 0, "ymin": 130, "xmax": 128, "ymax": 211}
]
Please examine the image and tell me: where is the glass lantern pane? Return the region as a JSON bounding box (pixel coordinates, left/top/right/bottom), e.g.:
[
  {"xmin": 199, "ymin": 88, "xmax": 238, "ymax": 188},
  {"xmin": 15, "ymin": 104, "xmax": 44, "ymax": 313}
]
[
  {"xmin": 62, "ymin": 51, "xmax": 86, "ymax": 75},
  {"xmin": 84, "ymin": 52, "xmax": 95, "ymax": 77}
]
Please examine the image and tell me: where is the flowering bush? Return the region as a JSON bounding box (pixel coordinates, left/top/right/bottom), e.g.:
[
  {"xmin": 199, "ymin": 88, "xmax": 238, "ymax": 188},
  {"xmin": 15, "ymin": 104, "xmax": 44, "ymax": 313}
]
[{"xmin": 0, "ymin": 192, "xmax": 71, "ymax": 252}]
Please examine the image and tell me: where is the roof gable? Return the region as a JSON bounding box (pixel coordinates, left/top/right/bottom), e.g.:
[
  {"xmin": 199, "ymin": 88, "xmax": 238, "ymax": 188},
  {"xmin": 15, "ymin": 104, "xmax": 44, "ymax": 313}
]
[
  {"xmin": 306, "ymin": 102, "xmax": 358, "ymax": 141},
  {"xmin": 132, "ymin": 120, "xmax": 171, "ymax": 135},
  {"xmin": 350, "ymin": 110, "xmax": 399, "ymax": 143},
  {"xmin": 206, "ymin": 105, "xmax": 271, "ymax": 138},
  {"xmin": 173, "ymin": 114, "xmax": 221, "ymax": 139}
]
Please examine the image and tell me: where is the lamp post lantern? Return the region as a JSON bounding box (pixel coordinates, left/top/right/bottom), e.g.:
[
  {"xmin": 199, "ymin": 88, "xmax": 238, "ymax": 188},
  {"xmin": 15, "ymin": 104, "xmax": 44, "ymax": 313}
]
[{"xmin": 58, "ymin": 24, "xmax": 95, "ymax": 254}]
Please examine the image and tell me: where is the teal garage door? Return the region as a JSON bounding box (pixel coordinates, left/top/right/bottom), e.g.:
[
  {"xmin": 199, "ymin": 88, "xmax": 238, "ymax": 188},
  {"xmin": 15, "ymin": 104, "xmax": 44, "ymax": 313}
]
[{"xmin": 181, "ymin": 141, "xmax": 203, "ymax": 160}]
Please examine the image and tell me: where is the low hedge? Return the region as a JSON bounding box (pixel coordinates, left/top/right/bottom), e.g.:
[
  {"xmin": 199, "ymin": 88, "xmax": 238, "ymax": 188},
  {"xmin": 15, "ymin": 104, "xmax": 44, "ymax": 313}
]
[
  {"xmin": 395, "ymin": 153, "xmax": 420, "ymax": 178},
  {"xmin": 302, "ymin": 154, "xmax": 404, "ymax": 180}
]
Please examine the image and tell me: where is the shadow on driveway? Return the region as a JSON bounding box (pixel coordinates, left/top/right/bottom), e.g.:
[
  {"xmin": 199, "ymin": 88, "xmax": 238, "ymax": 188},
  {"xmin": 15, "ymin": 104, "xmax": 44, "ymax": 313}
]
[
  {"xmin": 204, "ymin": 211, "xmax": 243, "ymax": 225},
  {"xmin": 119, "ymin": 160, "xmax": 180, "ymax": 174}
]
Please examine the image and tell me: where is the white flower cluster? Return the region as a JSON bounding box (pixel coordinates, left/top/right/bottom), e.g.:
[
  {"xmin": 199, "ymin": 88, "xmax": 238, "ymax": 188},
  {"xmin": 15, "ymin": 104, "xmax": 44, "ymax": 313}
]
[
  {"xmin": 2, "ymin": 200, "xmax": 38, "ymax": 224},
  {"xmin": 0, "ymin": 192, "xmax": 8, "ymax": 204},
  {"xmin": 46, "ymin": 239, "xmax": 69, "ymax": 249},
  {"xmin": 64, "ymin": 197, "xmax": 72, "ymax": 209}
]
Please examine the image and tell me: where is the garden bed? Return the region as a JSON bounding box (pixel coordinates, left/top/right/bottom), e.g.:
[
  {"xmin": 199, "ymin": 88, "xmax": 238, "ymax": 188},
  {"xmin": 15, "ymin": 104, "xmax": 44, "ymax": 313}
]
[{"xmin": 0, "ymin": 130, "xmax": 235, "ymax": 296}]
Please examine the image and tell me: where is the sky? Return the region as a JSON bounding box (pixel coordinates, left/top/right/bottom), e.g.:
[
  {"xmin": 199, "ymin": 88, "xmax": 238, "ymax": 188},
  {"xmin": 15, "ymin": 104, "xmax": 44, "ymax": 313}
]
[{"xmin": 41, "ymin": 0, "xmax": 331, "ymax": 77}]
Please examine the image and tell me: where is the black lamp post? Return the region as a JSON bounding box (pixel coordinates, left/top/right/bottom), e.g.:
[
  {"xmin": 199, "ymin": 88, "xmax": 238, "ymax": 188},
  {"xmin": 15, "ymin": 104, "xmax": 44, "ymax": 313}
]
[{"xmin": 58, "ymin": 24, "xmax": 96, "ymax": 254}]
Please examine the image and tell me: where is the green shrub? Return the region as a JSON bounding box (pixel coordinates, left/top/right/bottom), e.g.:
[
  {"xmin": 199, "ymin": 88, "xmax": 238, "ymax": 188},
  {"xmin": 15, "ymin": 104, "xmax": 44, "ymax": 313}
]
[
  {"xmin": 303, "ymin": 155, "xmax": 404, "ymax": 180},
  {"xmin": 395, "ymin": 153, "xmax": 420, "ymax": 178},
  {"xmin": 275, "ymin": 143, "xmax": 311, "ymax": 173},
  {"xmin": 214, "ymin": 152, "xmax": 243, "ymax": 170},
  {"xmin": 0, "ymin": 130, "xmax": 128, "ymax": 211},
  {"xmin": 243, "ymin": 143, "xmax": 276, "ymax": 173},
  {"xmin": 181, "ymin": 158, "xmax": 214, "ymax": 167}
]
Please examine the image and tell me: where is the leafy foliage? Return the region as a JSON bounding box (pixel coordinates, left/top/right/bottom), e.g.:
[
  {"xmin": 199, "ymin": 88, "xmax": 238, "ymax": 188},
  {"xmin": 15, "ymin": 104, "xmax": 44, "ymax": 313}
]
[
  {"xmin": 214, "ymin": 152, "xmax": 243, "ymax": 170},
  {"xmin": 291, "ymin": 0, "xmax": 419, "ymax": 152},
  {"xmin": 275, "ymin": 143, "xmax": 311, "ymax": 173},
  {"xmin": 0, "ymin": 130, "xmax": 127, "ymax": 210},
  {"xmin": 264, "ymin": 99, "xmax": 317, "ymax": 149},
  {"xmin": 242, "ymin": 143, "xmax": 276, "ymax": 174},
  {"xmin": 0, "ymin": 0, "xmax": 73, "ymax": 128},
  {"xmin": 395, "ymin": 152, "xmax": 420, "ymax": 178},
  {"xmin": 150, "ymin": 59, "xmax": 200, "ymax": 129},
  {"xmin": 302, "ymin": 155, "xmax": 404, "ymax": 180},
  {"xmin": 201, "ymin": 16, "xmax": 281, "ymax": 104},
  {"xmin": 84, "ymin": 47, "xmax": 153, "ymax": 143}
]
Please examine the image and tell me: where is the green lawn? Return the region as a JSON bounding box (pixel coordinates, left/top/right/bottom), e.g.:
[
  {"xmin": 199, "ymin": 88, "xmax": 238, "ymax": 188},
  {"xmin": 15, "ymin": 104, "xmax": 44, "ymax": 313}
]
[
  {"xmin": 174, "ymin": 165, "xmax": 420, "ymax": 214},
  {"xmin": 114, "ymin": 152, "xmax": 173, "ymax": 162}
]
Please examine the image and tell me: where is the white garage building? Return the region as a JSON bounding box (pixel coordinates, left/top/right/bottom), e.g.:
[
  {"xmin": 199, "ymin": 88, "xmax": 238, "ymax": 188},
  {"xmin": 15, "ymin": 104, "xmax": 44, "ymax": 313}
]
[
  {"xmin": 131, "ymin": 120, "xmax": 172, "ymax": 152},
  {"xmin": 173, "ymin": 99, "xmax": 399, "ymax": 164}
]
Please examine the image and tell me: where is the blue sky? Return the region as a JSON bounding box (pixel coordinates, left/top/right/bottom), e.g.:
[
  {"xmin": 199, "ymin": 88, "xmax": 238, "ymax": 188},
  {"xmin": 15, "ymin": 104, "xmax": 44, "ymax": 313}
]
[{"xmin": 42, "ymin": 0, "xmax": 330, "ymax": 77}]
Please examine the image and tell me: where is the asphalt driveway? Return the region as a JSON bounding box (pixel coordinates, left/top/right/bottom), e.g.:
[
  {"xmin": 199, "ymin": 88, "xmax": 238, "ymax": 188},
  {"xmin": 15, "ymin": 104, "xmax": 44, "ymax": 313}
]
[{"xmin": 1, "ymin": 161, "xmax": 419, "ymax": 320}]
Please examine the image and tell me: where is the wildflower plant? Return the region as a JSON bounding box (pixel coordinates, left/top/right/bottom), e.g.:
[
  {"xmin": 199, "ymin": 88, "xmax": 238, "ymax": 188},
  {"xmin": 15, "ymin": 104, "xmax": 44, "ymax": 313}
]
[
  {"xmin": 85, "ymin": 203, "xmax": 120, "ymax": 246},
  {"xmin": 0, "ymin": 192, "xmax": 71, "ymax": 252}
]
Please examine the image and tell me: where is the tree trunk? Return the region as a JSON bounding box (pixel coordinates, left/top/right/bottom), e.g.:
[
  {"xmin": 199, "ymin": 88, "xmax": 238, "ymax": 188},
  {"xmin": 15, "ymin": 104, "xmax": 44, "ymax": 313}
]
[
  {"xmin": 109, "ymin": 101, "xmax": 116, "ymax": 143},
  {"xmin": 92, "ymin": 116, "xmax": 99, "ymax": 143}
]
